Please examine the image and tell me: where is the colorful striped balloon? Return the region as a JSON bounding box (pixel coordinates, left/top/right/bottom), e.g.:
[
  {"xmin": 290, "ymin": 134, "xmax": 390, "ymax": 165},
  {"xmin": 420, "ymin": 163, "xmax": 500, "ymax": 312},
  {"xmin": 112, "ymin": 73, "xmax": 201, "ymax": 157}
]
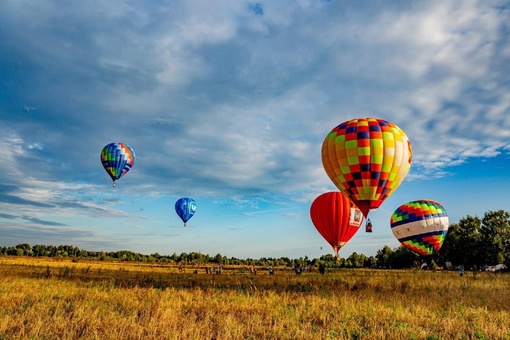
[
  {"xmin": 100, "ymin": 142, "xmax": 135, "ymax": 187},
  {"xmin": 390, "ymin": 199, "xmax": 449, "ymax": 256},
  {"xmin": 322, "ymin": 118, "xmax": 412, "ymax": 219}
]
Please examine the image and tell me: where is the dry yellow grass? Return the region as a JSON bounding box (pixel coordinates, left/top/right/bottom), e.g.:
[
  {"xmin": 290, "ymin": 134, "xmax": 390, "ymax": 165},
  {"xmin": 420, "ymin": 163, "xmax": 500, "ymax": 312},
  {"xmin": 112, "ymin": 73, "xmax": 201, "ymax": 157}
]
[{"xmin": 0, "ymin": 256, "xmax": 509, "ymax": 339}]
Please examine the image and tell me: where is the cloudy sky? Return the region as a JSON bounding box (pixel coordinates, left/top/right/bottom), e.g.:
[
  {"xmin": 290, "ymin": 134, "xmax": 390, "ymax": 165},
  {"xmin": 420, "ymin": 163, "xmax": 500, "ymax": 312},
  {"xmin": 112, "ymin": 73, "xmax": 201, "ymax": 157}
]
[{"xmin": 1, "ymin": 0, "xmax": 509, "ymax": 259}]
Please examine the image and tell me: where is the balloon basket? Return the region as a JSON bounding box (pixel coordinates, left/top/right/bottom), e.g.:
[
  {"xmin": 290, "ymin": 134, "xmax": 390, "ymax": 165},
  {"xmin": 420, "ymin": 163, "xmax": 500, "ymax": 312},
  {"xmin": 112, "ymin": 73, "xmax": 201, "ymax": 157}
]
[{"xmin": 365, "ymin": 219, "xmax": 373, "ymax": 233}]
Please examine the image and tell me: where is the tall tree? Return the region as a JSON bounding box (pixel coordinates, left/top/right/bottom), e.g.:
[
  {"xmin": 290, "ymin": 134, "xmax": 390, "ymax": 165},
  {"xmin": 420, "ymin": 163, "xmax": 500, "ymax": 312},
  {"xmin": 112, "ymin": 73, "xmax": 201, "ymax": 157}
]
[
  {"xmin": 441, "ymin": 215, "xmax": 482, "ymax": 269},
  {"xmin": 441, "ymin": 210, "xmax": 510, "ymax": 269},
  {"xmin": 479, "ymin": 210, "xmax": 510, "ymax": 266},
  {"xmin": 346, "ymin": 252, "xmax": 367, "ymax": 268},
  {"xmin": 376, "ymin": 245, "xmax": 393, "ymax": 268},
  {"xmin": 390, "ymin": 246, "xmax": 420, "ymax": 269}
]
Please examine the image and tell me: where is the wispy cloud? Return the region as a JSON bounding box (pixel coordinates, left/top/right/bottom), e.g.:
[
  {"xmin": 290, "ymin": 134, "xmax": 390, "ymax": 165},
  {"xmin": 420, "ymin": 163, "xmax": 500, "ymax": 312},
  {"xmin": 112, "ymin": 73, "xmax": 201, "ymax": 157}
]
[
  {"xmin": 0, "ymin": 194, "xmax": 55, "ymax": 208},
  {"xmin": 0, "ymin": 213, "xmax": 16, "ymax": 219},
  {"xmin": 21, "ymin": 215, "xmax": 68, "ymax": 227}
]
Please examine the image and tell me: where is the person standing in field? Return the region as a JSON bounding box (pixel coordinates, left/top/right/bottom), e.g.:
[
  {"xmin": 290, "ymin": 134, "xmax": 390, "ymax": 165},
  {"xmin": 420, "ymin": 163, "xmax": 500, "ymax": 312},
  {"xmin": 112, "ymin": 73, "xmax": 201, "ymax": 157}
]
[
  {"xmin": 319, "ymin": 264, "xmax": 325, "ymax": 275},
  {"xmin": 268, "ymin": 265, "xmax": 274, "ymax": 275},
  {"xmin": 458, "ymin": 265, "xmax": 464, "ymax": 277}
]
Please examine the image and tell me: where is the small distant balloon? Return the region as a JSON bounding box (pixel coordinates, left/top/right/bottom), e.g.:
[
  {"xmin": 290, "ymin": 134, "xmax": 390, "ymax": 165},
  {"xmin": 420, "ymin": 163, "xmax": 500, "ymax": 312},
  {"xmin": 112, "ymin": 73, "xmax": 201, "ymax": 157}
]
[
  {"xmin": 100, "ymin": 142, "xmax": 135, "ymax": 187},
  {"xmin": 175, "ymin": 197, "xmax": 197, "ymax": 227},
  {"xmin": 390, "ymin": 199, "xmax": 449, "ymax": 256}
]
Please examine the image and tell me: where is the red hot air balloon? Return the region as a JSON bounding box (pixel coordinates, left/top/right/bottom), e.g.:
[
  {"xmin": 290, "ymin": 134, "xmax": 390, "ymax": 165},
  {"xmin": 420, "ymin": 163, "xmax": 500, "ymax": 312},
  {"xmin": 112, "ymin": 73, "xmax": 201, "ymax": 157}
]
[{"xmin": 310, "ymin": 191, "xmax": 364, "ymax": 258}]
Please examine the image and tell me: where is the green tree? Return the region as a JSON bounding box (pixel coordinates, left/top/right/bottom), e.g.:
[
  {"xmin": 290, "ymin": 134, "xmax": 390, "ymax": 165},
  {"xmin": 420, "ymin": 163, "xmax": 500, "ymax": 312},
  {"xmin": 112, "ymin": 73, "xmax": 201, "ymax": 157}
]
[
  {"xmin": 376, "ymin": 245, "xmax": 393, "ymax": 268},
  {"xmin": 389, "ymin": 246, "xmax": 420, "ymax": 269},
  {"xmin": 441, "ymin": 211, "xmax": 510, "ymax": 269},
  {"xmin": 364, "ymin": 256, "xmax": 377, "ymax": 268},
  {"xmin": 278, "ymin": 257, "xmax": 292, "ymax": 266},
  {"xmin": 441, "ymin": 215, "xmax": 482, "ymax": 269},
  {"xmin": 479, "ymin": 210, "xmax": 510, "ymax": 266},
  {"xmin": 188, "ymin": 252, "xmax": 203, "ymax": 264},
  {"xmin": 346, "ymin": 252, "xmax": 367, "ymax": 268},
  {"xmin": 32, "ymin": 244, "xmax": 47, "ymax": 257},
  {"xmin": 6, "ymin": 246, "xmax": 18, "ymax": 255},
  {"xmin": 17, "ymin": 243, "xmax": 32, "ymax": 255}
]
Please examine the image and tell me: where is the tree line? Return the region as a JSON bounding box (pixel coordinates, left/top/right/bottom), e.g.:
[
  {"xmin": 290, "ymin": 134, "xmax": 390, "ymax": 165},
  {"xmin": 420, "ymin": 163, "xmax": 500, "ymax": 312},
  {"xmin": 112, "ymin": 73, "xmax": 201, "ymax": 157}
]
[{"xmin": 1, "ymin": 210, "xmax": 508, "ymax": 270}]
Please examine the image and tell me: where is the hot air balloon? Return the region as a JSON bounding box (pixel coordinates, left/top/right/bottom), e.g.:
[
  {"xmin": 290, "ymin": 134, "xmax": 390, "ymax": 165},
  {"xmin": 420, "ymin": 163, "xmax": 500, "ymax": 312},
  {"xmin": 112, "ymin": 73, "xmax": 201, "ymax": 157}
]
[
  {"xmin": 321, "ymin": 118, "xmax": 412, "ymax": 223},
  {"xmin": 310, "ymin": 191, "xmax": 364, "ymax": 258},
  {"xmin": 175, "ymin": 197, "xmax": 197, "ymax": 227},
  {"xmin": 100, "ymin": 142, "xmax": 135, "ymax": 187},
  {"xmin": 390, "ymin": 199, "xmax": 449, "ymax": 256}
]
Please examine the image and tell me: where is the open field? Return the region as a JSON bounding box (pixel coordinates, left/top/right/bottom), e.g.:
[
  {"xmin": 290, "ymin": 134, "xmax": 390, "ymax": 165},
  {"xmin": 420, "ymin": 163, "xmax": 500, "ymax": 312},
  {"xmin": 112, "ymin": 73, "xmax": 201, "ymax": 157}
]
[{"xmin": 0, "ymin": 256, "xmax": 509, "ymax": 339}]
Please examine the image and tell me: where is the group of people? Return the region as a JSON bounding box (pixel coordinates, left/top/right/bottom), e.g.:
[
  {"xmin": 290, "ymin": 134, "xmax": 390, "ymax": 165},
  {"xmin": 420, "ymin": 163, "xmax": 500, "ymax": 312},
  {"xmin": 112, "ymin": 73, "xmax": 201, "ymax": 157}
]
[
  {"xmin": 291, "ymin": 264, "xmax": 326, "ymax": 275},
  {"xmin": 205, "ymin": 266, "xmax": 223, "ymax": 274},
  {"xmin": 179, "ymin": 265, "xmax": 223, "ymax": 274},
  {"xmin": 179, "ymin": 264, "xmax": 329, "ymax": 275},
  {"xmin": 247, "ymin": 264, "xmax": 327, "ymax": 275},
  {"xmin": 249, "ymin": 265, "xmax": 274, "ymax": 275}
]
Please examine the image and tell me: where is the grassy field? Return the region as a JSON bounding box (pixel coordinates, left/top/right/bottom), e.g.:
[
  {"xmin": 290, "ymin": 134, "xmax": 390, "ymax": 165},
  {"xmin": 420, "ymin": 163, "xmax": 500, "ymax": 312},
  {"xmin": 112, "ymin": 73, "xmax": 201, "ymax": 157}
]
[{"xmin": 0, "ymin": 256, "xmax": 509, "ymax": 339}]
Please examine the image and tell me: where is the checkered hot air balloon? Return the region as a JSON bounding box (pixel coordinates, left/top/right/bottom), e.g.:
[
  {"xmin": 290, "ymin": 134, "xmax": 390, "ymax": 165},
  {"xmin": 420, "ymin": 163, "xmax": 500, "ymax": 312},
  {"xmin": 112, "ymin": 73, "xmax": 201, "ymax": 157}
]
[
  {"xmin": 310, "ymin": 191, "xmax": 364, "ymax": 258},
  {"xmin": 321, "ymin": 118, "xmax": 412, "ymax": 221},
  {"xmin": 390, "ymin": 199, "xmax": 449, "ymax": 256},
  {"xmin": 100, "ymin": 142, "xmax": 135, "ymax": 187}
]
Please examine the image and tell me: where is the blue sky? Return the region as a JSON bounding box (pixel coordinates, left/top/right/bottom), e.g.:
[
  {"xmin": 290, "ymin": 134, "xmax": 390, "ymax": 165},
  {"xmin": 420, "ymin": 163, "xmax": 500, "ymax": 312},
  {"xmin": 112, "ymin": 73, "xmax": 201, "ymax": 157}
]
[{"xmin": 0, "ymin": 0, "xmax": 509, "ymax": 259}]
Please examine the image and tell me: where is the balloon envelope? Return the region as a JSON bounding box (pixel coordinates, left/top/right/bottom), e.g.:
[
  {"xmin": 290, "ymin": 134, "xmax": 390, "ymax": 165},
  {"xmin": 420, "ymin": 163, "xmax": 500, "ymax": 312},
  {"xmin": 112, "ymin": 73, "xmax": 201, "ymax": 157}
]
[
  {"xmin": 321, "ymin": 118, "xmax": 412, "ymax": 218},
  {"xmin": 310, "ymin": 191, "xmax": 364, "ymax": 256},
  {"xmin": 175, "ymin": 197, "xmax": 197, "ymax": 227},
  {"xmin": 100, "ymin": 142, "xmax": 135, "ymax": 186},
  {"xmin": 390, "ymin": 199, "xmax": 449, "ymax": 256}
]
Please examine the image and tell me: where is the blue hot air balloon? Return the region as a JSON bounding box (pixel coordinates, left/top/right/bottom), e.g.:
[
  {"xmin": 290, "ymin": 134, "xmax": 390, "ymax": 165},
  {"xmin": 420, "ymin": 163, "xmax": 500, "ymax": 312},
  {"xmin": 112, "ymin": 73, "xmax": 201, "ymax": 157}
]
[
  {"xmin": 175, "ymin": 198, "xmax": 197, "ymax": 227},
  {"xmin": 100, "ymin": 142, "xmax": 135, "ymax": 187}
]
